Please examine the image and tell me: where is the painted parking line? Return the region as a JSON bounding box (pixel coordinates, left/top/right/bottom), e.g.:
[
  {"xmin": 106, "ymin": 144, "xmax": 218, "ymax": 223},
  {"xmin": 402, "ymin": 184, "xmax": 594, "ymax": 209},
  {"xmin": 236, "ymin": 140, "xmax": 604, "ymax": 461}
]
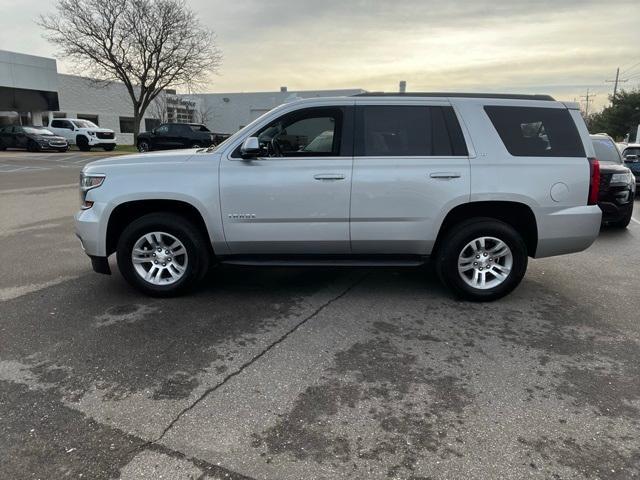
[{"xmin": 0, "ymin": 164, "xmax": 48, "ymax": 173}]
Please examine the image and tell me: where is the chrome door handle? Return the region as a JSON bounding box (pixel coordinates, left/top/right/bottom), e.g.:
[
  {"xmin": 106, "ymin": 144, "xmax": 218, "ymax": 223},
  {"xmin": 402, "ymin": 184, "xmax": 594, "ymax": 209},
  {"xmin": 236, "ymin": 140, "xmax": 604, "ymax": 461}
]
[
  {"xmin": 430, "ymin": 172, "xmax": 461, "ymax": 179},
  {"xmin": 314, "ymin": 173, "xmax": 346, "ymax": 181}
]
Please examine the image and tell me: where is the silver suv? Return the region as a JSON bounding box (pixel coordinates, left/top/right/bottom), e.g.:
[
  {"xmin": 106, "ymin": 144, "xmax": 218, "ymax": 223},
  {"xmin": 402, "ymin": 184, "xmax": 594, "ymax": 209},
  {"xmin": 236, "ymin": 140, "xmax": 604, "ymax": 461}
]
[{"xmin": 75, "ymin": 93, "xmax": 602, "ymax": 301}]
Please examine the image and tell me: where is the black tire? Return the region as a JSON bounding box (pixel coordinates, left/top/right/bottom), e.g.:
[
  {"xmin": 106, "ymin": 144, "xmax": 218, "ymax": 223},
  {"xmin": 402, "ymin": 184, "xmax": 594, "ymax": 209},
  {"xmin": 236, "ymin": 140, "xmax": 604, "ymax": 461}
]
[
  {"xmin": 608, "ymin": 206, "xmax": 633, "ymax": 229},
  {"xmin": 27, "ymin": 140, "xmax": 40, "ymax": 152},
  {"xmin": 77, "ymin": 136, "xmax": 91, "ymax": 151},
  {"xmin": 138, "ymin": 140, "xmax": 150, "ymax": 153},
  {"xmin": 0, "ymin": 143, "xmax": 6, "ymax": 151},
  {"xmin": 103, "ymin": 144, "xmax": 116, "ymax": 151},
  {"xmin": 116, "ymin": 213, "xmax": 211, "ymax": 297},
  {"xmin": 435, "ymin": 218, "xmax": 528, "ymax": 302}
]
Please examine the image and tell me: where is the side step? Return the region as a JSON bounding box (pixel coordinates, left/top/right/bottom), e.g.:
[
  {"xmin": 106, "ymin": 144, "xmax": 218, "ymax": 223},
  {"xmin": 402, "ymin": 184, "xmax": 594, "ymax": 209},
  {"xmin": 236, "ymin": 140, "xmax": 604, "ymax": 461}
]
[{"xmin": 218, "ymin": 255, "xmax": 427, "ymax": 267}]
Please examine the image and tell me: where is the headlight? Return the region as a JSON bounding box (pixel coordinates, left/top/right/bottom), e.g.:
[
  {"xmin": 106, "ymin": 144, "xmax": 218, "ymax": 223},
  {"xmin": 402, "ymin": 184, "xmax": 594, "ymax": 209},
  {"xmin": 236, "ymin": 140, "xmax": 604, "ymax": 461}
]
[
  {"xmin": 79, "ymin": 173, "xmax": 105, "ymax": 209},
  {"xmin": 88, "ymin": 131, "xmax": 96, "ymax": 136},
  {"xmin": 610, "ymin": 172, "xmax": 634, "ymax": 185}
]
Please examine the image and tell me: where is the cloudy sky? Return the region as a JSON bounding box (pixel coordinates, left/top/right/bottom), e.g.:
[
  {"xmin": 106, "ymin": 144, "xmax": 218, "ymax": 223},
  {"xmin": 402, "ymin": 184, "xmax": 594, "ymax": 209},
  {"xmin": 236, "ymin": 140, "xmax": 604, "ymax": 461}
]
[{"xmin": 2, "ymin": 0, "xmax": 639, "ymax": 110}]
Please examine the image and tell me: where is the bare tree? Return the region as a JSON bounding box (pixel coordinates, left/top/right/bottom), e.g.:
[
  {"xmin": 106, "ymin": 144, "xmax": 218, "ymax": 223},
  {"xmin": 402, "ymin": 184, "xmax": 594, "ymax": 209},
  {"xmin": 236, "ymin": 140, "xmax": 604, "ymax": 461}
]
[
  {"xmin": 150, "ymin": 91, "xmax": 169, "ymax": 124},
  {"xmin": 39, "ymin": 0, "xmax": 222, "ymax": 140},
  {"xmin": 194, "ymin": 100, "xmax": 216, "ymax": 126}
]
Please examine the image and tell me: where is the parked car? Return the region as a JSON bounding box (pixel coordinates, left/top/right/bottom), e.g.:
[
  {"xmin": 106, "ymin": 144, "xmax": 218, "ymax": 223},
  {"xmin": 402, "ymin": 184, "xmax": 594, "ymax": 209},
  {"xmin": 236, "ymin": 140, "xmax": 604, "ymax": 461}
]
[
  {"xmin": 590, "ymin": 134, "xmax": 635, "ymax": 228},
  {"xmin": 0, "ymin": 125, "xmax": 68, "ymax": 152},
  {"xmin": 48, "ymin": 118, "xmax": 116, "ymax": 151},
  {"xmin": 621, "ymin": 143, "xmax": 640, "ymax": 191},
  {"xmin": 75, "ymin": 93, "xmax": 602, "ymax": 301},
  {"xmin": 136, "ymin": 123, "xmax": 217, "ymax": 152}
]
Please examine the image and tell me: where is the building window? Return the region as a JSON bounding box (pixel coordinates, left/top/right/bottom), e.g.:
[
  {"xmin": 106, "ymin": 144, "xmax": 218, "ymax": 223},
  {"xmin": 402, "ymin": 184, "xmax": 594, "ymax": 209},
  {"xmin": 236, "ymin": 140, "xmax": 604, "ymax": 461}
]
[
  {"xmin": 77, "ymin": 114, "xmax": 99, "ymax": 126},
  {"xmin": 145, "ymin": 118, "xmax": 161, "ymax": 131},
  {"xmin": 119, "ymin": 117, "xmax": 136, "ymax": 133},
  {"xmin": 53, "ymin": 112, "xmax": 66, "ymax": 118}
]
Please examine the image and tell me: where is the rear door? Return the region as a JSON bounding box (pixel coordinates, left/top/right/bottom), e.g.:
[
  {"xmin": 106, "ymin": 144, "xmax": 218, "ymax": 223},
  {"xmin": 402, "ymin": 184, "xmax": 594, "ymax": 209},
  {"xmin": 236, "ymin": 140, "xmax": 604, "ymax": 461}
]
[{"xmin": 350, "ymin": 101, "xmax": 471, "ymax": 254}]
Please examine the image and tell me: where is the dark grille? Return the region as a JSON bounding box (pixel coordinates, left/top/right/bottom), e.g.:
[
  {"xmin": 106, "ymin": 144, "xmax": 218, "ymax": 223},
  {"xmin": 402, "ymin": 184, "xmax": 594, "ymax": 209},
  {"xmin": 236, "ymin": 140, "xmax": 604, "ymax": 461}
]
[{"xmin": 97, "ymin": 132, "xmax": 114, "ymax": 140}]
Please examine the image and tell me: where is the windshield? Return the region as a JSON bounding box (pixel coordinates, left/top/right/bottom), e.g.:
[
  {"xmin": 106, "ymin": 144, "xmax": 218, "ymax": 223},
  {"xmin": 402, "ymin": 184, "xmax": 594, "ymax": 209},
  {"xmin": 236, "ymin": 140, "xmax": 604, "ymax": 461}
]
[
  {"xmin": 205, "ymin": 107, "xmax": 281, "ymax": 153},
  {"xmin": 23, "ymin": 127, "xmax": 55, "ymax": 135},
  {"xmin": 72, "ymin": 120, "xmax": 98, "ymax": 129},
  {"xmin": 591, "ymin": 137, "xmax": 622, "ymax": 164}
]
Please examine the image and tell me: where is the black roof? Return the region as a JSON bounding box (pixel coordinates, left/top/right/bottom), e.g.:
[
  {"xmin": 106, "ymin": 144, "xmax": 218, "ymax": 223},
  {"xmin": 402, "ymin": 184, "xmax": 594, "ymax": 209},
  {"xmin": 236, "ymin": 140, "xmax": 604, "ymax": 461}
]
[{"xmin": 354, "ymin": 92, "xmax": 555, "ymax": 101}]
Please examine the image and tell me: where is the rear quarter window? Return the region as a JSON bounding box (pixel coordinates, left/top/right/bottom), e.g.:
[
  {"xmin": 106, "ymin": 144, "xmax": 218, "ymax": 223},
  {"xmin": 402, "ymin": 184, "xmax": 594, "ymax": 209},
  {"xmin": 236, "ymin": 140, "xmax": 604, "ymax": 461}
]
[{"xmin": 484, "ymin": 106, "xmax": 585, "ymax": 157}]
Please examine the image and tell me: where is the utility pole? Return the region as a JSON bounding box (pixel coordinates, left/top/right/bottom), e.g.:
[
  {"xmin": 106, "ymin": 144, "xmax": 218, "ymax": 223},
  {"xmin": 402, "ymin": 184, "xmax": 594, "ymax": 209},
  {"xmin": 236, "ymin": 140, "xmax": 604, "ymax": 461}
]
[
  {"xmin": 580, "ymin": 89, "xmax": 596, "ymax": 117},
  {"xmin": 605, "ymin": 67, "xmax": 628, "ymax": 102}
]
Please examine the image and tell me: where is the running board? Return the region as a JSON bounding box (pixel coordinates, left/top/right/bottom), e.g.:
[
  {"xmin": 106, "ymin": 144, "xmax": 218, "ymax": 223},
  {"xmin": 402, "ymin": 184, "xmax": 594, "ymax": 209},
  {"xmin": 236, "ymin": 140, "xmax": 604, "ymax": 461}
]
[{"xmin": 218, "ymin": 255, "xmax": 427, "ymax": 267}]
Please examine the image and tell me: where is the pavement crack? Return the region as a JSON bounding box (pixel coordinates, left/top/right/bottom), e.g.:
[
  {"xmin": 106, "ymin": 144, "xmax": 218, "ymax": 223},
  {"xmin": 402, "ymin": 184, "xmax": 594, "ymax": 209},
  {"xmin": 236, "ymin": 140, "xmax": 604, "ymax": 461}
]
[{"xmin": 152, "ymin": 273, "xmax": 367, "ymax": 445}]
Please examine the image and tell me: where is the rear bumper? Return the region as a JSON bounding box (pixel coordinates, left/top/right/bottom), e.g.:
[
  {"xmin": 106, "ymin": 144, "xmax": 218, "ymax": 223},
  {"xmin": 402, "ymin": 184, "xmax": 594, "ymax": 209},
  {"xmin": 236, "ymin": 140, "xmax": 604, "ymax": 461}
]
[{"xmin": 534, "ymin": 205, "xmax": 602, "ymax": 258}]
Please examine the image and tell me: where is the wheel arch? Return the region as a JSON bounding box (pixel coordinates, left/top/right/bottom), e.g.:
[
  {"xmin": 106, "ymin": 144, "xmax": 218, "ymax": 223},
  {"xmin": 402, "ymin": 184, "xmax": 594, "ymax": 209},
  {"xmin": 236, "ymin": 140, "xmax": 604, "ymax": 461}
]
[
  {"xmin": 433, "ymin": 201, "xmax": 538, "ymax": 257},
  {"xmin": 106, "ymin": 199, "xmax": 213, "ymax": 257}
]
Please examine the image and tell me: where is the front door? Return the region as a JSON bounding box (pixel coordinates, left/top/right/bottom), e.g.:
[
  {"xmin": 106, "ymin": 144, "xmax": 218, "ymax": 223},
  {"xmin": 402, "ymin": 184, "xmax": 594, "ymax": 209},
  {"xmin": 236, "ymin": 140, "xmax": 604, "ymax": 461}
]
[
  {"xmin": 220, "ymin": 106, "xmax": 354, "ymax": 254},
  {"xmin": 350, "ymin": 102, "xmax": 471, "ymax": 254}
]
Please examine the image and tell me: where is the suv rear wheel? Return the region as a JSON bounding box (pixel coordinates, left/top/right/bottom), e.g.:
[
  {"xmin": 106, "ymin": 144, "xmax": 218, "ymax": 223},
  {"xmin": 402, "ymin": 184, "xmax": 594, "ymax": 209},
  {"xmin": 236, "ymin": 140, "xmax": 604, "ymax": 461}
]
[
  {"xmin": 435, "ymin": 218, "xmax": 528, "ymax": 301},
  {"xmin": 116, "ymin": 213, "xmax": 210, "ymax": 297}
]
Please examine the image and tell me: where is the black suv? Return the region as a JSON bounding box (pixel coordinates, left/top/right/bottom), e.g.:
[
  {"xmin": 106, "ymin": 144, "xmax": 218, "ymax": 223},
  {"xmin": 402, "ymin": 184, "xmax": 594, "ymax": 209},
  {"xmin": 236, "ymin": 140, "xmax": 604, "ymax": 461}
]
[
  {"xmin": 0, "ymin": 125, "xmax": 68, "ymax": 152},
  {"xmin": 590, "ymin": 134, "xmax": 635, "ymax": 228},
  {"xmin": 136, "ymin": 123, "xmax": 220, "ymax": 152}
]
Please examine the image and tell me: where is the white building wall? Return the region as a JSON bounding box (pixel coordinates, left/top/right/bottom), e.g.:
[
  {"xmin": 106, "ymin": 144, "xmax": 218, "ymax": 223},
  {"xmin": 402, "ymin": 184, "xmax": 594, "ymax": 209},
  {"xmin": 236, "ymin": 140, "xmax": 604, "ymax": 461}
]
[
  {"xmin": 56, "ymin": 74, "xmax": 158, "ymax": 145},
  {"xmin": 188, "ymin": 89, "xmax": 365, "ymax": 134}
]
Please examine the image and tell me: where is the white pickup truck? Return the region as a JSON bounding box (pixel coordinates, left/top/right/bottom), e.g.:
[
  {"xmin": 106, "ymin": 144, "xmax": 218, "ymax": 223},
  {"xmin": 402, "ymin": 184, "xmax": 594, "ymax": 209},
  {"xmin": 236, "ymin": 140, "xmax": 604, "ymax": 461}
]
[{"xmin": 48, "ymin": 118, "xmax": 117, "ymax": 151}]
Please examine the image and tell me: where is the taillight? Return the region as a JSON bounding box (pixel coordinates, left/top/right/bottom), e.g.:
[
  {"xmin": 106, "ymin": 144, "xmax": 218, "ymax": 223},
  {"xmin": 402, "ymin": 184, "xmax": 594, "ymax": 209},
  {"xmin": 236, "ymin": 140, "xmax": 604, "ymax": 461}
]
[{"xmin": 588, "ymin": 157, "xmax": 600, "ymax": 205}]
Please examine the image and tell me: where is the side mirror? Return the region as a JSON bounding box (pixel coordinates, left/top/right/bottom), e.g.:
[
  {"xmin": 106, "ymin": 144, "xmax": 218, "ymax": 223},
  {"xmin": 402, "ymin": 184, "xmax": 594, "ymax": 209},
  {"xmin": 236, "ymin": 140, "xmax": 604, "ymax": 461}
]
[{"xmin": 240, "ymin": 137, "xmax": 261, "ymax": 158}]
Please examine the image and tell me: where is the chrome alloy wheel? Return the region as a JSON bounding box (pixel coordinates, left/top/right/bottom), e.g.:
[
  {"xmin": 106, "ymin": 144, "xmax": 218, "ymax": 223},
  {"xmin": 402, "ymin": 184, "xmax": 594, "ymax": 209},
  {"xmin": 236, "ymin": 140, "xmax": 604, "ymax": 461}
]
[
  {"xmin": 131, "ymin": 232, "xmax": 188, "ymax": 285},
  {"xmin": 457, "ymin": 236, "xmax": 513, "ymax": 290}
]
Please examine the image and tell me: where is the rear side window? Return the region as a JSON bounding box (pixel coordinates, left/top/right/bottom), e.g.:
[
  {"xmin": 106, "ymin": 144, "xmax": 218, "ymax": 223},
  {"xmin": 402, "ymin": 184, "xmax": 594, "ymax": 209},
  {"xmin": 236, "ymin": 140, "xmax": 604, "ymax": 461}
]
[
  {"xmin": 355, "ymin": 105, "xmax": 467, "ymax": 156},
  {"xmin": 484, "ymin": 106, "xmax": 585, "ymax": 157}
]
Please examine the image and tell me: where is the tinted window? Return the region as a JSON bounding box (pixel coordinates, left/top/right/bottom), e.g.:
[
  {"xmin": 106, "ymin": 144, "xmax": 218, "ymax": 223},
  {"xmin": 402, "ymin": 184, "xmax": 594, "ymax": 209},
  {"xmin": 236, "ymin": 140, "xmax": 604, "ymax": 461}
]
[
  {"xmin": 155, "ymin": 125, "xmax": 169, "ymax": 134},
  {"xmin": 51, "ymin": 120, "xmax": 68, "ymax": 128},
  {"xmin": 592, "ymin": 137, "xmax": 622, "ymax": 164},
  {"xmin": 189, "ymin": 125, "xmax": 210, "ymax": 132},
  {"xmin": 355, "ymin": 105, "xmax": 466, "ymax": 156},
  {"xmin": 484, "ymin": 106, "xmax": 585, "ymax": 157}
]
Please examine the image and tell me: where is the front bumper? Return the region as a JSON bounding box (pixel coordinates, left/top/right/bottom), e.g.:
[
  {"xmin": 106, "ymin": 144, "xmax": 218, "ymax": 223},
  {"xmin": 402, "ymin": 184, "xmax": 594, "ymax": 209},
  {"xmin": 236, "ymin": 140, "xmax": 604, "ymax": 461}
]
[
  {"xmin": 75, "ymin": 203, "xmax": 107, "ymax": 257},
  {"xmin": 87, "ymin": 136, "xmax": 116, "ymax": 146}
]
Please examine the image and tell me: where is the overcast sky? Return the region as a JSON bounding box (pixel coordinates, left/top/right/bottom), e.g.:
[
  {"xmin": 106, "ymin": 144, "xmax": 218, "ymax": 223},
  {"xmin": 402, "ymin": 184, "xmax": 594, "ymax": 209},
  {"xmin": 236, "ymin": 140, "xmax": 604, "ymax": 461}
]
[{"xmin": 2, "ymin": 0, "xmax": 639, "ymax": 110}]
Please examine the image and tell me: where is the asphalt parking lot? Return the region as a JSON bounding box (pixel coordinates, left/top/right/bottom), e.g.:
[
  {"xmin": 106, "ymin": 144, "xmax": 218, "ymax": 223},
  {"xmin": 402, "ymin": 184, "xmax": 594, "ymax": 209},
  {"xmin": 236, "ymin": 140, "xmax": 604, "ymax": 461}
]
[{"xmin": 1, "ymin": 150, "xmax": 639, "ymax": 480}]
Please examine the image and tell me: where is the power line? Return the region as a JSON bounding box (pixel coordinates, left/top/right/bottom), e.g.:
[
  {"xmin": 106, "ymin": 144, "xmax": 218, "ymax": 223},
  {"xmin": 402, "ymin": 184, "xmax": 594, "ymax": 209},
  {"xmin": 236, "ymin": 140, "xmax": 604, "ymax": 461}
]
[{"xmin": 620, "ymin": 61, "xmax": 640, "ymax": 76}]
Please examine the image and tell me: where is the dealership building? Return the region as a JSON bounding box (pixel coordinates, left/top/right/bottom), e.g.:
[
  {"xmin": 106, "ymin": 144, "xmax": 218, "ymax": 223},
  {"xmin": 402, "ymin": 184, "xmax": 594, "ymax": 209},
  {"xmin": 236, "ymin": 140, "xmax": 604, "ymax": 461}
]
[{"xmin": 0, "ymin": 49, "xmax": 364, "ymax": 144}]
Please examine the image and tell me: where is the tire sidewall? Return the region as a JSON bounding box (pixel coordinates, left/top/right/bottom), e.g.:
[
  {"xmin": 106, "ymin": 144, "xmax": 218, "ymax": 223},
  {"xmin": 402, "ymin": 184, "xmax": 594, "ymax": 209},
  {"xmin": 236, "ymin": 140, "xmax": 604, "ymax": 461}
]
[
  {"xmin": 116, "ymin": 215, "xmax": 206, "ymax": 296},
  {"xmin": 438, "ymin": 220, "xmax": 528, "ymax": 301},
  {"xmin": 138, "ymin": 141, "xmax": 150, "ymax": 152}
]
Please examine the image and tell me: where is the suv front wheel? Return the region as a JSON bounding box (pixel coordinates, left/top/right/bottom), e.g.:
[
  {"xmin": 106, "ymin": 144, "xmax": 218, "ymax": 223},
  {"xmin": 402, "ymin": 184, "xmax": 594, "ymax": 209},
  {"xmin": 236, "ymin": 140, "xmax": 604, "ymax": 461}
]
[
  {"xmin": 435, "ymin": 219, "xmax": 528, "ymax": 302},
  {"xmin": 116, "ymin": 213, "xmax": 210, "ymax": 296}
]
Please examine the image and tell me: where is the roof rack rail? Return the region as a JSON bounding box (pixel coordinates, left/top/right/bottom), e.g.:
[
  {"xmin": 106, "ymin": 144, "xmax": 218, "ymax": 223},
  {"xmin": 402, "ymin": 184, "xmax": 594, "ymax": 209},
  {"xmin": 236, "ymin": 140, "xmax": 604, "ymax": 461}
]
[{"xmin": 354, "ymin": 92, "xmax": 555, "ymax": 101}]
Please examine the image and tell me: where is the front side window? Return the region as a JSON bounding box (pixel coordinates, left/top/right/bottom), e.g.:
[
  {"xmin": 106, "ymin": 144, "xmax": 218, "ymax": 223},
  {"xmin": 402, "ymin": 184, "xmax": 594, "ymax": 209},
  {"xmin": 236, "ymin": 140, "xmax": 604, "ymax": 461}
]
[
  {"xmin": 155, "ymin": 125, "xmax": 169, "ymax": 134},
  {"xmin": 355, "ymin": 105, "xmax": 467, "ymax": 157},
  {"xmin": 485, "ymin": 106, "xmax": 585, "ymax": 157},
  {"xmin": 238, "ymin": 107, "xmax": 343, "ymax": 157}
]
